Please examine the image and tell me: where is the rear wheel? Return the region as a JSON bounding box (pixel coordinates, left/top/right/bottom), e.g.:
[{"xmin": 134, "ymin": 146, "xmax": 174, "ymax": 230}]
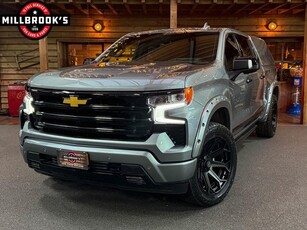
[
  {"xmin": 188, "ymin": 122, "xmax": 237, "ymax": 207},
  {"xmin": 256, "ymin": 95, "xmax": 278, "ymax": 138}
]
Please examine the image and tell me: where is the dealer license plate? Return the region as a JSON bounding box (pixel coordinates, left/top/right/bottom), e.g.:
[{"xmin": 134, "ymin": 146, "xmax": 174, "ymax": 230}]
[{"xmin": 58, "ymin": 150, "xmax": 89, "ymax": 170}]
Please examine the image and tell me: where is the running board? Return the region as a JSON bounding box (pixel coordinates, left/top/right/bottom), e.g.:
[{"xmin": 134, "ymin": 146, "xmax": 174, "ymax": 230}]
[{"xmin": 234, "ymin": 124, "xmax": 257, "ymax": 143}]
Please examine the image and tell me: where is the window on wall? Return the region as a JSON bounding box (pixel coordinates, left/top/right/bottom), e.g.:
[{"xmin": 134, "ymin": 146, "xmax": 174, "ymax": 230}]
[
  {"xmin": 67, "ymin": 44, "xmax": 102, "ymax": 66},
  {"xmin": 263, "ymin": 38, "xmax": 303, "ymax": 125},
  {"xmin": 64, "ymin": 43, "xmax": 113, "ymax": 67},
  {"xmin": 263, "ymin": 38, "xmax": 303, "ymax": 81}
]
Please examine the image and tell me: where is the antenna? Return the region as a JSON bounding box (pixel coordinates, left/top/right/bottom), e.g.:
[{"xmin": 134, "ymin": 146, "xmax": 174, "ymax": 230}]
[{"xmin": 203, "ymin": 22, "xmax": 210, "ymax": 30}]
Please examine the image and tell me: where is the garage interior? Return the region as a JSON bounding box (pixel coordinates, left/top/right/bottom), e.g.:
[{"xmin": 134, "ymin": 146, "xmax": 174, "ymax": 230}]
[{"xmin": 0, "ymin": 1, "xmax": 307, "ymax": 229}]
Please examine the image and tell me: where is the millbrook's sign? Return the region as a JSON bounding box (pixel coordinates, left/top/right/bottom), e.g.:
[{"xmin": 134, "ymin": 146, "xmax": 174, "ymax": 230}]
[{"xmin": 0, "ymin": 1, "xmax": 70, "ymax": 40}]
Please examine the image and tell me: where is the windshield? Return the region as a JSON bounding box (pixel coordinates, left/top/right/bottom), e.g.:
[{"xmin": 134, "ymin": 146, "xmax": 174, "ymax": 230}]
[{"xmin": 96, "ymin": 32, "xmax": 219, "ymax": 65}]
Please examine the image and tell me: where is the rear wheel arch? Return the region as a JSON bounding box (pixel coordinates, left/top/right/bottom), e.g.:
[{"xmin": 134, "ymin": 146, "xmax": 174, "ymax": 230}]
[
  {"xmin": 273, "ymin": 86, "xmax": 279, "ymax": 99},
  {"xmin": 257, "ymin": 94, "xmax": 278, "ymax": 138}
]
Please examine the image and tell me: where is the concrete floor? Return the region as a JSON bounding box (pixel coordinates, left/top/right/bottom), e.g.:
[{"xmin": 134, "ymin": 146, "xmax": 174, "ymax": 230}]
[{"xmin": 0, "ymin": 125, "xmax": 306, "ymax": 230}]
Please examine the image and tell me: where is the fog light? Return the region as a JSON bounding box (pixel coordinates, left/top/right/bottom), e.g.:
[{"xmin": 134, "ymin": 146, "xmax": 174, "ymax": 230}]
[{"xmin": 126, "ymin": 176, "xmax": 146, "ymax": 185}]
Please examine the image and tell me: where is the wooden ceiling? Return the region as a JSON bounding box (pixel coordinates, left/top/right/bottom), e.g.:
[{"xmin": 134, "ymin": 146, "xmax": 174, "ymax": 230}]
[{"xmin": 0, "ymin": 0, "xmax": 306, "ymax": 17}]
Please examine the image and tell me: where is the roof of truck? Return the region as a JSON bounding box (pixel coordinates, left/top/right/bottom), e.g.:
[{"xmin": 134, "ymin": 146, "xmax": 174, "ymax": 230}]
[
  {"xmin": 125, "ymin": 27, "xmax": 226, "ymax": 36},
  {"xmin": 123, "ymin": 27, "xmax": 251, "ymax": 39}
]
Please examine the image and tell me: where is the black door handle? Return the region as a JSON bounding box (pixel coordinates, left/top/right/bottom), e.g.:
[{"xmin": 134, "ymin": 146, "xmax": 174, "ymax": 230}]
[{"xmin": 246, "ymin": 78, "xmax": 253, "ymax": 84}]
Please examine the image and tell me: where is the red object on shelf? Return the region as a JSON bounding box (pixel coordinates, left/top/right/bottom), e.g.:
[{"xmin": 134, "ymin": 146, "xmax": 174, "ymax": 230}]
[{"xmin": 8, "ymin": 83, "xmax": 26, "ymax": 117}]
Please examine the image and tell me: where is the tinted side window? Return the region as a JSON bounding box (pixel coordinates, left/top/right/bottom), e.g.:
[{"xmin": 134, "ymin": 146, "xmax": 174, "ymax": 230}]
[
  {"xmin": 250, "ymin": 36, "xmax": 275, "ymax": 66},
  {"xmin": 224, "ymin": 34, "xmax": 240, "ymax": 70},
  {"xmin": 235, "ymin": 35, "xmax": 254, "ymax": 58}
]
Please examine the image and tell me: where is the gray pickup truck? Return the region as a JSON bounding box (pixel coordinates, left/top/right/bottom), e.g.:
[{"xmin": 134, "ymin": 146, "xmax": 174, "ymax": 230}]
[{"xmin": 20, "ymin": 27, "xmax": 278, "ymax": 207}]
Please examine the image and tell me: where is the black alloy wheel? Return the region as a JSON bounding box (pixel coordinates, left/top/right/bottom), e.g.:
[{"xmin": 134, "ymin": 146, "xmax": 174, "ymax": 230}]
[
  {"xmin": 189, "ymin": 122, "xmax": 237, "ymax": 207},
  {"xmin": 197, "ymin": 136, "xmax": 233, "ymax": 195},
  {"xmin": 271, "ymin": 99, "xmax": 278, "ymax": 133},
  {"xmin": 256, "ymin": 94, "xmax": 278, "ymax": 138}
]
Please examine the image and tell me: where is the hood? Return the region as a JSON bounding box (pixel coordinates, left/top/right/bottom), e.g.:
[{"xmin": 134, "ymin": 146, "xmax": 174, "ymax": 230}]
[{"xmin": 28, "ymin": 62, "xmax": 209, "ymax": 91}]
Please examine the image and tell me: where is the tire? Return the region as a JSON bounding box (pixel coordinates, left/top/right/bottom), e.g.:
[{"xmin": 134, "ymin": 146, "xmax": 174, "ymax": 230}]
[
  {"xmin": 256, "ymin": 95, "xmax": 278, "ymax": 138},
  {"xmin": 188, "ymin": 122, "xmax": 237, "ymax": 207}
]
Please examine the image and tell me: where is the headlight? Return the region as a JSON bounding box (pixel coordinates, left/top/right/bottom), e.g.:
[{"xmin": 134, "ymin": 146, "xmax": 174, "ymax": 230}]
[
  {"xmin": 147, "ymin": 88, "xmax": 193, "ymax": 107},
  {"xmin": 147, "ymin": 88, "xmax": 193, "ymax": 124},
  {"xmin": 23, "ymin": 86, "xmax": 34, "ymax": 115}
]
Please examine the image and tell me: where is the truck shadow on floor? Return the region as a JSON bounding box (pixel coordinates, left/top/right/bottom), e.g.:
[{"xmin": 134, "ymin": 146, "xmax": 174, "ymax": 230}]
[
  {"xmin": 41, "ymin": 176, "xmax": 199, "ymax": 209},
  {"xmin": 39, "ymin": 177, "xmax": 206, "ymax": 226},
  {"xmin": 38, "ymin": 134, "xmax": 263, "ymax": 223}
]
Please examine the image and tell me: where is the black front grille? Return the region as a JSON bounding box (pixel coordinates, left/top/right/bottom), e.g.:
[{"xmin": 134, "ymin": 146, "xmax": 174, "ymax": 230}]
[{"xmin": 30, "ymin": 88, "xmax": 154, "ymax": 141}]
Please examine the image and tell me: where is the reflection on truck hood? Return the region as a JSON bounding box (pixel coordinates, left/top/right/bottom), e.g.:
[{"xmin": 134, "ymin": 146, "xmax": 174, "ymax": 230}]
[{"xmin": 28, "ymin": 62, "xmax": 209, "ymax": 91}]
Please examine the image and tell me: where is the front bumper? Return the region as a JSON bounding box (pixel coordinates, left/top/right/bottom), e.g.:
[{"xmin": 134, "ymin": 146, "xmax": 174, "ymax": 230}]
[{"xmin": 20, "ymin": 122, "xmax": 197, "ymax": 194}]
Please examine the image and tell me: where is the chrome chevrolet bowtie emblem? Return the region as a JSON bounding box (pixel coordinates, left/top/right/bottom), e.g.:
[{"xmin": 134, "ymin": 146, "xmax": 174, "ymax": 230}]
[{"xmin": 63, "ymin": 96, "xmax": 88, "ymax": 107}]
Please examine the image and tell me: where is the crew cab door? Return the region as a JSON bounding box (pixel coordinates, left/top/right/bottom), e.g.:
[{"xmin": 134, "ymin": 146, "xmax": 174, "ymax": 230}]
[
  {"xmin": 234, "ymin": 34, "xmax": 265, "ymax": 115},
  {"xmin": 223, "ymin": 33, "xmax": 261, "ymax": 133}
]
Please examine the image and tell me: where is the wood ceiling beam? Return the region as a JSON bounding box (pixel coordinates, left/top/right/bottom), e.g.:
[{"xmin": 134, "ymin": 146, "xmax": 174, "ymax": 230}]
[
  {"xmin": 264, "ymin": 3, "xmax": 288, "ymax": 14},
  {"xmin": 105, "ymin": 0, "xmax": 118, "ymax": 15},
  {"xmin": 3, "ymin": 0, "xmax": 303, "ymax": 5},
  {"xmin": 220, "ymin": 4, "xmax": 235, "ymax": 15},
  {"xmin": 141, "ymin": 0, "xmax": 147, "ymax": 14},
  {"xmin": 293, "ymin": 8, "xmax": 305, "ymax": 14},
  {"xmin": 278, "ymin": 3, "xmax": 306, "ymax": 14},
  {"xmin": 123, "ymin": 0, "xmax": 133, "ymax": 15},
  {"xmin": 46, "ymin": 3, "xmax": 61, "ymax": 14},
  {"xmin": 52, "ymin": 3, "xmax": 71, "ymax": 14},
  {"xmin": 234, "ymin": 4, "xmax": 251, "ymax": 15},
  {"xmin": 189, "ymin": 0, "xmax": 199, "ymax": 15},
  {"xmin": 73, "ymin": 4, "xmax": 89, "ymax": 15},
  {"xmin": 90, "ymin": 3, "xmax": 103, "ymax": 15},
  {"xmin": 249, "ymin": 3, "xmax": 270, "ymax": 15},
  {"xmin": 170, "ymin": 0, "xmax": 177, "ymax": 28},
  {"xmin": 203, "ymin": 3, "xmax": 215, "ymax": 16},
  {"xmin": 1, "ymin": 3, "xmax": 20, "ymax": 12}
]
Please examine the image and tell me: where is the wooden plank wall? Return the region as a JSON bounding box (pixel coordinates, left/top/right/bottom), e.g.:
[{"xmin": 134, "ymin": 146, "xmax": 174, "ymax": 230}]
[{"xmin": 0, "ymin": 15, "xmax": 305, "ymax": 111}]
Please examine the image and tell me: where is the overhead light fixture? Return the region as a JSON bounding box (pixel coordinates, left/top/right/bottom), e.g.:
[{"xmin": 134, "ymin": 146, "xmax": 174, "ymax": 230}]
[
  {"xmin": 93, "ymin": 21, "xmax": 104, "ymax": 32},
  {"xmin": 267, "ymin": 21, "xmax": 277, "ymax": 31}
]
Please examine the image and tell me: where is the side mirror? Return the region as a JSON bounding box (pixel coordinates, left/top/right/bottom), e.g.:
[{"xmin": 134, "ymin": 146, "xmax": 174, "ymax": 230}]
[
  {"xmin": 83, "ymin": 58, "xmax": 95, "ymax": 65},
  {"xmin": 233, "ymin": 57, "xmax": 259, "ymax": 73}
]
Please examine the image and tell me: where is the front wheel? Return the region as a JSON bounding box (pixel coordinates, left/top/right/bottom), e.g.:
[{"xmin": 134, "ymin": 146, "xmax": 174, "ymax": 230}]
[{"xmin": 188, "ymin": 122, "xmax": 237, "ymax": 207}]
